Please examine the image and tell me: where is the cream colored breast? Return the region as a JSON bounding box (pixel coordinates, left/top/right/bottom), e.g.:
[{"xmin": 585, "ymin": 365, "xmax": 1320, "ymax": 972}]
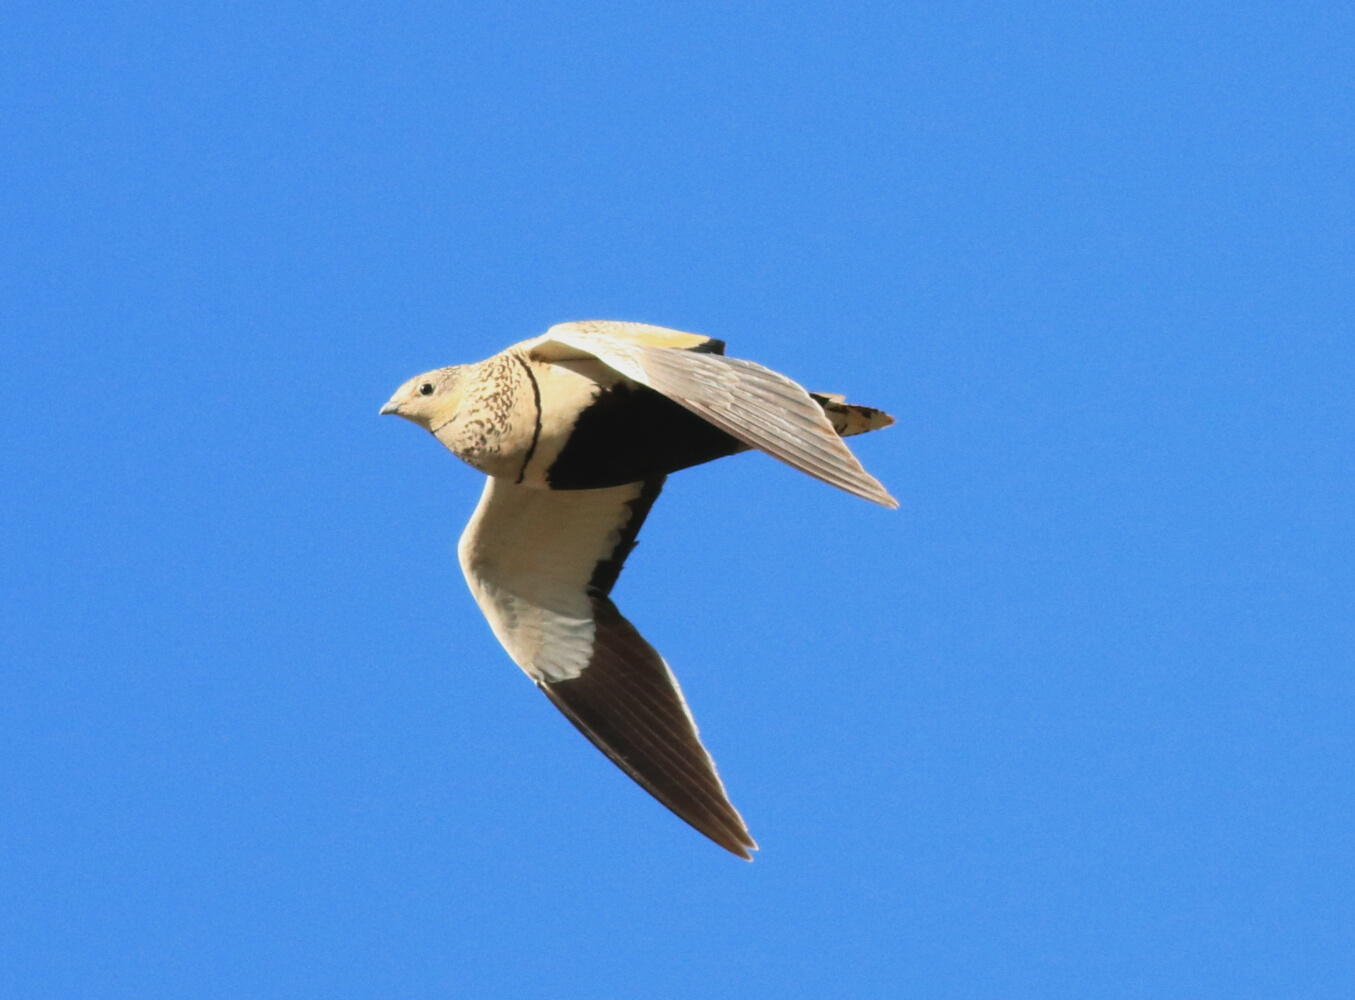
[{"xmin": 433, "ymin": 351, "xmax": 539, "ymax": 481}]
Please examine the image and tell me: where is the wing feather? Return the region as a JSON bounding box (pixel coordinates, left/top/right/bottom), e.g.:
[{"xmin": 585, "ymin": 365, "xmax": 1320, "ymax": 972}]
[
  {"xmin": 530, "ymin": 321, "xmax": 898, "ymax": 508},
  {"xmin": 457, "ymin": 474, "xmax": 755, "ymax": 858},
  {"xmin": 542, "ymin": 596, "xmax": 755, "ymax": 859}
]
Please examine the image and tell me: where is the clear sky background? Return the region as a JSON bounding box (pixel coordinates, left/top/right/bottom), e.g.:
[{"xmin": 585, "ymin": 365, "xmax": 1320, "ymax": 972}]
[{"xmin": 2, "ymin": 2, "xmax": 1351, "ymax": 997}]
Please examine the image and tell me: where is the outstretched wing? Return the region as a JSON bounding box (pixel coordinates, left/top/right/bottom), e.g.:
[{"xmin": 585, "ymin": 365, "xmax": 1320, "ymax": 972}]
[
  {"xmin": 457, "ymin": 474, "xmax": 756, "ymax": 859},
  {"xmin": 526, "ymin": 320, "xmax": 898, "ymax": 508}
]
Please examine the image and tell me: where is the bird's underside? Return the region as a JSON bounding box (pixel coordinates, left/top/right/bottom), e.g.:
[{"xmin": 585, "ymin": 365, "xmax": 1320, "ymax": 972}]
[{"xmin": 381, "ymin": 321, "xmax": 896, "ymax": 858}]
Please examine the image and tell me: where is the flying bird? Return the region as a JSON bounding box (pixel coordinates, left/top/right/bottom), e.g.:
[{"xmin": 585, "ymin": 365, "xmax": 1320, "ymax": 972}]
[{"xmin": 380, "ymin": 321, "xmax": 896, "ymax": 859}]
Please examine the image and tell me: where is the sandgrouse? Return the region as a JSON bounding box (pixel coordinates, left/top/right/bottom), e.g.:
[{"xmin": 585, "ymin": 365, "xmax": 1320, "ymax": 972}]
[{"xmin": 381, "ymin": 321, "xmax": 895, "ymax": 858}]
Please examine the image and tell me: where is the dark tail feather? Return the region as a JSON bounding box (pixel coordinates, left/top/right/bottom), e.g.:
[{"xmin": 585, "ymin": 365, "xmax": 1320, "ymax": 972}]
[{"xmin": 809, "ymin": 393, "xmax": 895, "ymax": 438}]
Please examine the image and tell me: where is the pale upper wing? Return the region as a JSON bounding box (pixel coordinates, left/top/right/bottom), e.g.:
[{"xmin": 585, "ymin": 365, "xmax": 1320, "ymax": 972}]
[
  {"xmin": 457, "ymin": 473, "xmax": 756, "ymax": 859},
  {"xmin": 526, "ymin": 320, "xmax": 898, "ymax": 508}
]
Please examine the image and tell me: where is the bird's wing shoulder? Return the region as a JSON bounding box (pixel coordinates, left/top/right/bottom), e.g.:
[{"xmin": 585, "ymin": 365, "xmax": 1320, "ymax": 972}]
[
  {"xmin": 525, "ymin": 320, "xmax": 727, "ymax": 359},
  {"xmin": 523, "ymin": 320, "xmax": 897, "ymax": 508},
  {"xmin": 456, "ymin": 474, "xmax": 756, "ymax": 858}
]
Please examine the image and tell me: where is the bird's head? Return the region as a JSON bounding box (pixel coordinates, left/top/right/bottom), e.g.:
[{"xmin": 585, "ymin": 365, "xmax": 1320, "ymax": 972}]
[{"xmin": 379, "ymin": 366, "xmax": 465, "ymax": 431}]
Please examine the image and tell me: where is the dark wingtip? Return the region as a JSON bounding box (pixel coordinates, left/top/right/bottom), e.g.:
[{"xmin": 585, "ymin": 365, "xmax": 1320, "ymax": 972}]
[
  {"xmin": 539, "ymin": 596, "xmax": 756, "ymax": 860},
  {"xmin": 706, "ymin": 821, "xmax": 758, "ymax": 861}
]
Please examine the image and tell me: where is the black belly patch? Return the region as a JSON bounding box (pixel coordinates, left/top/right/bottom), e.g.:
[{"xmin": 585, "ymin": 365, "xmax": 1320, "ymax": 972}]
[{"xmin": 547, "ymin": 382, "xmax": 744, "ymax": 489}]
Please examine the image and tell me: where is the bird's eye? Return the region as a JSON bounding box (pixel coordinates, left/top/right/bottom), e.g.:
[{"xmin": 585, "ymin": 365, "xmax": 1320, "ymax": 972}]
[{"xmin": 419, "ymin": 383, "xmax": 435, "ymax": 396}]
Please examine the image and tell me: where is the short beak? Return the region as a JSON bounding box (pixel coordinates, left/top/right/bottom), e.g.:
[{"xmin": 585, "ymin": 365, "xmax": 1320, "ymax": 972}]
[{"xmin": 379, "ymin": 399, "xmax": 400, "ymax": 416}]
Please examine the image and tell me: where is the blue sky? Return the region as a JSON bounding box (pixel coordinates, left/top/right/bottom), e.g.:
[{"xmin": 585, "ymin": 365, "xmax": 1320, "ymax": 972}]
[{"xmin": 2, "ymin": 2, "xmax": 1351, "ymax": 997}]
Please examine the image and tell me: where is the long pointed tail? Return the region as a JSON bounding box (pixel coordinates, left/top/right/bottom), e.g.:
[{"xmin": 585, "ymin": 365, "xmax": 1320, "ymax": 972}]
[{"xmin": 810, "ymin": 393, "xmax": 895, "ymax": 439}]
